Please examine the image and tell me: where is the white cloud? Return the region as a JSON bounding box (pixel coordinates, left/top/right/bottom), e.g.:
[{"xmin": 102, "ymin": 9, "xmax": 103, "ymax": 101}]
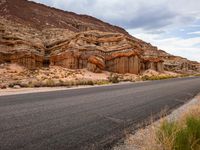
[
  {"xmin": 187, "ymin": 31, "xmax": 200, "ymax": 35},
  {"xmin": 189, "ymin": 24, "xmax": 200, "ymax": 28}
]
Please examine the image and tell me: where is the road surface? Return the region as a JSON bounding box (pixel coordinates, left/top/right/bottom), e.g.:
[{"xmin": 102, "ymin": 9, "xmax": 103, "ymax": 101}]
[{"xmin": 0, "ymin": 77, "xmax": 200, "ymax": 150}]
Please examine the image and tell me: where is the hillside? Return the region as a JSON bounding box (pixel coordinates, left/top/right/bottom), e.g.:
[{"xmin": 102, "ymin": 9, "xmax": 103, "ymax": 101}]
[{"xmin": 0, "ymin": 0, "xmax": 199, "ymax": 75}]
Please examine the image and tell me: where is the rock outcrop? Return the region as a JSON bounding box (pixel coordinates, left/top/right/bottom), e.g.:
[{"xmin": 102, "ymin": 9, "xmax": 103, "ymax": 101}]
[
  {"xmin": 0, "ymin": 0, "xmax": 199, "ymax": 74},
  {"xmin": 142, "ymin": 47, "xmax": 200, "ymax": 74},
  {"xmin": 49, "ymin": 31, "xmax": 164, "ymax": 74},
  {"xmin": 0, "ymin": 18, "xmax": 44, "ymax": 69}
]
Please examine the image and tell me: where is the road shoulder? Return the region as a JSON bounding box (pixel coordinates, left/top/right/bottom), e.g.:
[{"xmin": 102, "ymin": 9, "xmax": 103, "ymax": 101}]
[
  {"xmin": 0, "ymin": 82, "xmax": 133, "ymax": 96},
  {"xmin": 113, "ymin": 94, "xmax": 200, "ymax": 150}
]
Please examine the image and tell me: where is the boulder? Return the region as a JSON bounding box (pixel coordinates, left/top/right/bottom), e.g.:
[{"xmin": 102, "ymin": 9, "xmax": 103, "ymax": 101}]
[{"xmin": 13, "ymin": 85, "xmax": 21, "ymax": 89}]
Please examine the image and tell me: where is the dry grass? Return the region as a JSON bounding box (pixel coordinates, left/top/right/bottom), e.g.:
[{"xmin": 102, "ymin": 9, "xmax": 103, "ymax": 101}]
[
  {"xmin": 141, "ymin": 75, "xmax": 177, "ymax": 81},
  {"xmin": 154, "ymin": 104, "xmax": 200, "ymax": 150},
  {"xmin": 179, "ymin": 105, "xmax": 200, "ymax": 124},
  {"xmin": 7, "ymin": 79, "xmax": 111, "ymax": 88},
  {"xmin": 155, "ymin": 114, "xmax": 200, "ymax": 150},
  {"xmin": 194, "ymin": 74, "xmax": 200, "ymax": 77},
  {"xmin": 141, "ymin": 74, "xmax": 192, "ymax": 81}
]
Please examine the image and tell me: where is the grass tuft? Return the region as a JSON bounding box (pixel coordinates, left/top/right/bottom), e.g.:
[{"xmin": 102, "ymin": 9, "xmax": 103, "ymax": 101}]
[{"xmin": 156, "ymin": 115, "xmax": 200, "ymax": 150}]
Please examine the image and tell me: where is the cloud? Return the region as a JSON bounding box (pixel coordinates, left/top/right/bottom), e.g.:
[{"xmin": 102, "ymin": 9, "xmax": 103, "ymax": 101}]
[
  {"xmin": 121, "ymin": 7, "xmax": 176, "ymax": 29},
  {"xmin": 128, "ymin": 28, "xmax": 200, "ymax": 61},
  {"xmin": 32, "ymin": 0, "xmax": 199, "ymax": 30},
  {"xmin": 188, "ymin": 31, "xmax": 200, "ymax": 35}
]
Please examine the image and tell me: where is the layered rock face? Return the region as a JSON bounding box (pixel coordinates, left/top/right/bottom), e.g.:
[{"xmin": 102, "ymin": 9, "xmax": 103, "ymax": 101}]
[
  {"xmin": 163, "ymin": 56, "xmax": 200, "ymax": 74},
  {"xmin": 0, "ymin": 18, "xmax": 44, "ymax": 69},
  {"xmin": 0, "ymin": 0, "xmax": 199, "ymax": 74},
  {"xmin": 142, "ymin": 47, "xmax": 200, "ymax": 73},
  {"xmin": 0, "ymin": 17, "xmax": 164, "ymax": 73},
  {"xmin": 49, "ymin": 31, "xmax": 164, "ymax": 74}
]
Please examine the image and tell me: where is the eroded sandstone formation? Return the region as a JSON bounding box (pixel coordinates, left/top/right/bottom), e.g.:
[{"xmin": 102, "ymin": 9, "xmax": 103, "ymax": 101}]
[
  {"xmin": 49, "ymin": 31, "xmax": 164, "ymax": 74},
  {"xmin": 163, "ymin": 56, "xmax": 200, "ymax": 74},
  {"xmin": 142, "ymin": 47, "xmax": 200, "ymax": 74},
  {"xmin": 0, "ymin": 18, "xmax": 45, "ymax": 69}
]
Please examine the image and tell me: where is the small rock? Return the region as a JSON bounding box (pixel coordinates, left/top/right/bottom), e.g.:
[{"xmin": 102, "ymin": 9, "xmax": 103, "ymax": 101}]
[{"xmin": 13, "ymin": 85, "xmax": 21, "ymax": 89}]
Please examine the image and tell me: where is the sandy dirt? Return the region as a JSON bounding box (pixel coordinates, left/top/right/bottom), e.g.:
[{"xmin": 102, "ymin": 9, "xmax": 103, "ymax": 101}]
[
  {"xmin": 142, "ymin": 69, "xmax": 179, "ymax": 77},
  {"xmin": 0, "ymin": 63, "xmax": 111, "ymax": 88},
  {"xmin": 0, "ymin": 63, "xmax": 179, "ymax": 95}
]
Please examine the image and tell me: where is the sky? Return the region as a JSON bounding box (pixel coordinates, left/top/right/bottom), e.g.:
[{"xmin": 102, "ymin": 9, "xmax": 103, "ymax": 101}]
[{"xmin": 31, "ymin": 0, "xmax": 200, "ymax": 62}]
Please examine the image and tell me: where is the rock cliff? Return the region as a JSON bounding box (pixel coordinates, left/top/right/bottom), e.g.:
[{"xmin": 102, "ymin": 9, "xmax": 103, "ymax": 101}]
[{"xmin": 0, "ymin": 0, "xmax": 199, "ymax": 74}]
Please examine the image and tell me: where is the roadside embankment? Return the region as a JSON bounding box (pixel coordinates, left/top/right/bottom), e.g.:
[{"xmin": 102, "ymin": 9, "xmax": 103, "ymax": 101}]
[{"xmin": 114, "ymin": 94, "xmax": 200, "ymax": 150}]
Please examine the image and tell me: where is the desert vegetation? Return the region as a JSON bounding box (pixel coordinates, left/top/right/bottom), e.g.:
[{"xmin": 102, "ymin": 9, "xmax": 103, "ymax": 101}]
[
  {"xmin": 157, "ymin": 116, "xmax": 200, "ymax": 150},
  {"xmin": 141, "ymin": 74, "xmax": 191, "ymax": 81},
  {"xmin": 141, "ymin": 75, "xmax": 177, "ymax": 81},
  {"xmin": 108, "ymin": 73, "xmax": 120, "ymax": 83},
  {"xmin": 7, "ymin": 79, "xmax": 110, "ymax": 88},
  {"xmin": 0, "ymin": 63, "xmax": 199, "ymax": 90},
  {"xmin": 194, "ymin": 74, "xmax": 200, "ymax": 77},
  {"xmin": 153, "ymin": 102, "xmax": 200, "ymax": 150}
]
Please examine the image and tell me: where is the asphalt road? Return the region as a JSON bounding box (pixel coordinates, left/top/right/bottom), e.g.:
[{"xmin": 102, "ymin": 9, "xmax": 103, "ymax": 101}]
[{"xmin": 0, "ymin": 77, "xmax": 200, "ymax": 150}]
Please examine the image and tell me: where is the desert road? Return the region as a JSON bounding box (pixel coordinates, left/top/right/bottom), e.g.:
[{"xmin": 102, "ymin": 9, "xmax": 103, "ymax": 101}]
[{"xmin": 0, "ymin": 77, "xmax": 200, "ymax": 150}]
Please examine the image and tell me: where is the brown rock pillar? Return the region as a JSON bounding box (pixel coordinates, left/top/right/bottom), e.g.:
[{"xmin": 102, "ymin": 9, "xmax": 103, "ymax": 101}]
[
  {"xmin": 129, "ymin": 56, "xmax": 140, "ymax": 74},
  {"xmin": 157, "ymin": 62, "xmax": 164, "ymax": 72}
]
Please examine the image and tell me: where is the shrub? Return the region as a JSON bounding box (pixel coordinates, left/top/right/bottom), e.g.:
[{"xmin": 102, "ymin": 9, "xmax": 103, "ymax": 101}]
[
  {"xmin": 156, "ymin": 120, "xmax": 178, "ymax": 150},
  {"xmin": 156, "ymin": 117, "xmax": 200, "ymax": 150},
  {"xmin": 108, "ymin": 73, "xmax": 120, "ymax": 83},
  {"xmin": 26, "ymin": 81, "xmax": 42, "ymax": 88},
  {"xmin": 45, "ymin": 79, "xmax": 55, "ymax": 87},
  {"xmin": 141, "ymin": 75, "xmax": 150, "ymax": 81},
  {"xmin": 179, "ymin": 74, "xmax": 190, "ymax": 78},
  {"xmin": 8, "ymin": 83, "xmax": 15, "ymax": 88},
  {"xmin": 0, "ymin": 84, "xmax": 7, "ymax": 89},
  {"xmin": 95, "ymin": 80, "xmax": 110, "ymax": 85},
  {"xmin": 86, "ymin": 80, "xmax": 95, "ymax": 85},
  {"xmin": 141, "ymin": 75, "xmax": 176, "ymax": 81},
  {"xmin": 175, "ymin": 117, "xmax": 200, "ymax": 150},
  {"xmin": 8, "ymin": 81, "xmax": 21, "ymax": 88},
  {"xmin": 57, "ymin": 80, "xmax": 65, "ymax": 86},
  {"xmin": 33, "ymin": 81, "xmax": 43, "ymax": 87},
  {"xmin": 74, "ymin": 80, "xmax": 95, "ymax": 86},
  {"xmin": 19, "ymin": 82, "xmax": 29, "ymax": 88}
]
